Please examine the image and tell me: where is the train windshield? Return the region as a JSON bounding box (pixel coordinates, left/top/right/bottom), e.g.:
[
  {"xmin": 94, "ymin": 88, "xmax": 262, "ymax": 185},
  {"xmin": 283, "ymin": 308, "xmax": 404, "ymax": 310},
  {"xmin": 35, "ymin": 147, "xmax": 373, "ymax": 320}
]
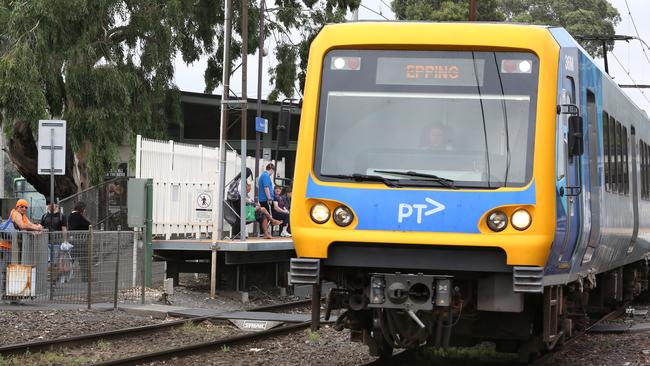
[{"xmin": 314, "ymin": 50, "xmax": 539, "ymax": 188}]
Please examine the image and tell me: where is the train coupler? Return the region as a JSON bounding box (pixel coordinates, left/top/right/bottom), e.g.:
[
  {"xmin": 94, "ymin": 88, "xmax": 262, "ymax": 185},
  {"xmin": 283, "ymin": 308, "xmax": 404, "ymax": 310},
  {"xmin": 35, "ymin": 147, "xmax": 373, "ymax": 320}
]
[{"xmin": 368, "ymin": 273, "xmax": 453, "ymax": 311}]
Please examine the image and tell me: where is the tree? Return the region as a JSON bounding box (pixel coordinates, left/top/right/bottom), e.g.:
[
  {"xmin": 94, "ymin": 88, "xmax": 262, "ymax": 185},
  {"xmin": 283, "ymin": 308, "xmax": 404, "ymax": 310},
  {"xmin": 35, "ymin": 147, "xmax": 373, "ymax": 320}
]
[
  {"xmin": 0, "ymin": 0, "xmax": 358, "ymax": 197},
  {"xmin": 390, "ymin": 0, "xmax": 620, "ymax": 58}
]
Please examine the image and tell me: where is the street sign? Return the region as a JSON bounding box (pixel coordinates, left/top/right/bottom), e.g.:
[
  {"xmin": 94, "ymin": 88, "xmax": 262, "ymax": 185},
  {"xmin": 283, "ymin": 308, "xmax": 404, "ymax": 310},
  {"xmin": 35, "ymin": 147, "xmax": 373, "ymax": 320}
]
[
  {"xmin": 37, "ymin": 120, "xmax": 66, "ymax": 175},
  {"xmin": 255, "ymin": 117, "xmax": 268, "ymax": 133}
]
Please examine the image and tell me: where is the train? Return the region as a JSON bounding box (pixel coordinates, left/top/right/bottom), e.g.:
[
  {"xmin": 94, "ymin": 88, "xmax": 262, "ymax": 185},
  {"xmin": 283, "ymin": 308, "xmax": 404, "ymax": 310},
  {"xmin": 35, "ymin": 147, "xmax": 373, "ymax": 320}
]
[{"xmin": 288, "ymin": 22, "xmax": 650, "ymax": 360}]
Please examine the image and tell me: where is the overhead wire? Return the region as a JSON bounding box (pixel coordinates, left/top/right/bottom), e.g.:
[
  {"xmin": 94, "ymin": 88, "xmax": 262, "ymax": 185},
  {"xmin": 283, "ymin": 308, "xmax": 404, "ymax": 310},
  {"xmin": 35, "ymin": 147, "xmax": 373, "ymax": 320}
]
[
  {"xmin": 610, "ymin": 51, "xmax": 650, "ymax": 105},
  {"xmin": 620, "ymin": 0, "xmax": 650, "ymax": 104}
]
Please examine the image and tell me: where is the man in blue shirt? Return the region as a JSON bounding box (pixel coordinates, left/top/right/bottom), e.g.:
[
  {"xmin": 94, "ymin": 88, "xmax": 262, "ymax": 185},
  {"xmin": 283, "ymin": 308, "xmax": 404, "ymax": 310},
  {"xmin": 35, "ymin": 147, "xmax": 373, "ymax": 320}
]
[{"xmin": 258, "ymin": 163, "xmax": 275, "ymax": 217}]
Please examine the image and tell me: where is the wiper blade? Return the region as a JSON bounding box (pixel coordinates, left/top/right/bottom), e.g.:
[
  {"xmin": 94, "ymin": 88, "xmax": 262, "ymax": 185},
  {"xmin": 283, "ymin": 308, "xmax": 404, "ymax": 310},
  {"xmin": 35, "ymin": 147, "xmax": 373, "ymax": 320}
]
[
  {"xmin": 374, "ymin": 170, "xmax": 457, "ymax": 189},
  {"xmin": 321, "ymin": 173, "xmax": 402, "ymax": 188}
]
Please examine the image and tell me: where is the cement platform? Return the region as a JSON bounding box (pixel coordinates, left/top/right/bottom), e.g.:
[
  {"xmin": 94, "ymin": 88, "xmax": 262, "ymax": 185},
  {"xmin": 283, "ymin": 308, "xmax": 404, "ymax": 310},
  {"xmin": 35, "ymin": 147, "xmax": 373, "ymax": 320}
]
[{"xmin": 153, "ymin": 238, "xmax": 294, "ymax": 251}]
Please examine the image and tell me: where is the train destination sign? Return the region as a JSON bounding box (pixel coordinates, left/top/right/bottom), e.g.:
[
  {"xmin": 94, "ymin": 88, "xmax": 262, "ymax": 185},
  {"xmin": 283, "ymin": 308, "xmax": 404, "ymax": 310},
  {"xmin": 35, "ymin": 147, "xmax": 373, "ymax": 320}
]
[{"xmin": 376, "ymin": 57, "xmax": 485, "ymax": 87}]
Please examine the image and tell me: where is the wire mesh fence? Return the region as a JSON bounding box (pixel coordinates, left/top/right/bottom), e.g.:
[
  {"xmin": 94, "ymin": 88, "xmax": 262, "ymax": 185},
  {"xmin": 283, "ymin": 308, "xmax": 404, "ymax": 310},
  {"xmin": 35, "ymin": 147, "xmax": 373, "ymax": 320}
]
[
  {"xmin": 0, "ymin": 228, "xmax": 157, "ymax": 306},
  {"xmin": 59, "ymin": 177, "xmax": 128, "ymax": 231}
]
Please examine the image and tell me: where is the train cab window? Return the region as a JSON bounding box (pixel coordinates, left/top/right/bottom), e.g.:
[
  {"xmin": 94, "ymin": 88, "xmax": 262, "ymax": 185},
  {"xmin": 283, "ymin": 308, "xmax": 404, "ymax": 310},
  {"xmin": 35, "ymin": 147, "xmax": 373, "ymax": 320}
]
[{"xmin": 603, "ymin": 111, "xmax": 610, "ymax": 191}]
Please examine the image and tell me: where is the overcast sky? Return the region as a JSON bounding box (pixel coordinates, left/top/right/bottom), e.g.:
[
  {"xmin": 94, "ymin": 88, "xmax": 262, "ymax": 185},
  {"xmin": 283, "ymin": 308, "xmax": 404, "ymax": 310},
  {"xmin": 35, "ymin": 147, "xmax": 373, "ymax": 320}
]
[{"xmin": 174, "ymin": 0, "xmax": 650, "ymax": 113}]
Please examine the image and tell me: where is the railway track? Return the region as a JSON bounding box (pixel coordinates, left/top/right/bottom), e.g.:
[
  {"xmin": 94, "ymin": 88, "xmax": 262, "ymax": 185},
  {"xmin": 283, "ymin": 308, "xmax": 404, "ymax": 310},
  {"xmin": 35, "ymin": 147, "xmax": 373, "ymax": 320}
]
[
  {"xmin": 0, "ymin": 298, "xmax": 314, "ymax": 360},
  {"xmin": 356, "ymin": 305, "xmax": 628, "ymax": 366},
  {"xmin": 530, "ymin": 305, "xmax": 628, "ymax": 366}
]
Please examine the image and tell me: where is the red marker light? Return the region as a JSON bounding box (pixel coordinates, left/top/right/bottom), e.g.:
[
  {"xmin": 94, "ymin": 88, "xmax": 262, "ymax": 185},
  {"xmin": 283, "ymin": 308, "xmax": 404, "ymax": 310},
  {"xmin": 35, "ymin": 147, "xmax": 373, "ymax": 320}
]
[
  {"xmin": 501, "ymin": 59, "xmax": 532, "ymax": 74},
  {"xmin": 331, "ymin": 57, "xmax": 361, "ymax": 71}
]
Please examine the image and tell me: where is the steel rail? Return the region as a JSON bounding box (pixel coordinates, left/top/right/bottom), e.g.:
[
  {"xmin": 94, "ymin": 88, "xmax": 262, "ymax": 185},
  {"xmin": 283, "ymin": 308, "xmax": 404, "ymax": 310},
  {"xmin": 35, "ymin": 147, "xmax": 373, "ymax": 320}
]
[
  {"xmin": 0, "ymin": 315, "xmax": 216, "ymax": 356},
  {"xmin": 89, "ymin": 321, "xmax": 311, "ymax": 366},
  {"xmin": 0, "ymin": 299, "xmax": 314, "ymax": 357},
  {"xmin": 530, "ymin": 304, "xmax": 627, "ymax": 366}
]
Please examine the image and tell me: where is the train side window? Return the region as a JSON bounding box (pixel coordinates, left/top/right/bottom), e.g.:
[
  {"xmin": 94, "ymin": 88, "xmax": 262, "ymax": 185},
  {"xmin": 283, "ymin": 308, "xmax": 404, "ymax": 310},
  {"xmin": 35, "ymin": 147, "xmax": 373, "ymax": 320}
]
[
  {"xmin": 623, "ymin": 126, "xmax": 630, "ymax": 194},
  {"xmin": 643, "ymin": 143, "xmax": 650, "ymax": 199},
  {"xmin": 603, "ymin": 111, "xmax": 610, "ymax": 191},
  {"xmin": 616, "ymin": 122, "xmax": 623, "ymax": 194},
  {"xmin": 609, "ymin": 116, "xmax": 618, "ymax": 193},
  {"xmin": 621, "ymin": 126, "xmax": 630, "ymax": 194},
  {"xmin": 640, "ymin": 140, "xmax": 644, "ymax": 199}
]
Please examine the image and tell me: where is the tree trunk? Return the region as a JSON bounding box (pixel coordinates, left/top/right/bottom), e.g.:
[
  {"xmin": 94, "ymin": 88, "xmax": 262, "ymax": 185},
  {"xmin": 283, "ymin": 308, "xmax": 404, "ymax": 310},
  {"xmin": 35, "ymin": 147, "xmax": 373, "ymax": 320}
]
[{"xmin": 7, "ymin": 119, "xmax": 78, "ymax": 199}]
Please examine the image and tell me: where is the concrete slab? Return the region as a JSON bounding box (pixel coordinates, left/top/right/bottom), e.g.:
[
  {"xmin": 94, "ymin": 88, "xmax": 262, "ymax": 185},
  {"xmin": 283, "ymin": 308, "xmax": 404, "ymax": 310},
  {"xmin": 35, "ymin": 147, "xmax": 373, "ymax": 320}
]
[
  {"xmin": 168, "ymin": 308, "xmax": 336, "ymax": 323},
  {"xmin": 119, "ymin": 303, "xmax": 191, "ymax": 319},
  {"xmin": 629, "ymin": 322, "xmax": 650, "ymax": 333},
  {"xmin": 153, "ymin": 238, "xmax": 294, "ymax": 252},
  {"xmin": 589, "ymin": 323, "xmax": 631, "ymax": 333}
]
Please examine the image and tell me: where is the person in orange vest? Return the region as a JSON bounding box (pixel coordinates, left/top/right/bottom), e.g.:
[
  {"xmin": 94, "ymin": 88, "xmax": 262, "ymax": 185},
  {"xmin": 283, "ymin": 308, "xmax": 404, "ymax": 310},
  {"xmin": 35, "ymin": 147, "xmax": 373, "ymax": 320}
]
[
  {"xmin": 10, "ymin": 199, "xmax": 43, "ymax": 232},
  {"xmin": 1, "ymin": 199, "xmax": 42, "ymax": 297}
]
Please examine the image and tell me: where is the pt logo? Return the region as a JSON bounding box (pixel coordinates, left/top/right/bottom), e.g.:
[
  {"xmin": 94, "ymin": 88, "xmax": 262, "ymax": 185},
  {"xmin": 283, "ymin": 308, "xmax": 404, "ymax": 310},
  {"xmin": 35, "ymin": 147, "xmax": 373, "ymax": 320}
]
[{"xmin": 398, "ymin": 198, "xmax": 445, "ymax": 224}]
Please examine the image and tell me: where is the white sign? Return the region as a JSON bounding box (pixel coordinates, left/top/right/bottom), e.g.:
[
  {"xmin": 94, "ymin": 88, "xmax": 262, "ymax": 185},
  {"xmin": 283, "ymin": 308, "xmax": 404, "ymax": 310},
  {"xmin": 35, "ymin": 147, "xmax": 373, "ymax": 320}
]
[
  {"xmin": 37, "ymin": 120, "xmax": 66, "ymax": 175},
  {"xmin": 194, "ymin": 189, "xmax": 213, "ymax": 222},
  {"xmin": 398, "ymin": 197, "xmax": 445, "ymax": 224},
  {"xmin": 262, "ymin": 148, "xmax": 272, "ymax": 160}
]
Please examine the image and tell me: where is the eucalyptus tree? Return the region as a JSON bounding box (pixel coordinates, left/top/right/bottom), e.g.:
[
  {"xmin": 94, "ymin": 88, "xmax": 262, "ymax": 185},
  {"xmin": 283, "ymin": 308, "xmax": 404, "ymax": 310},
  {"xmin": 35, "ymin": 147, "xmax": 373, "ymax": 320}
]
[
  {"xmin": 0, "ymin": 0, "xmax": 358, "ymax": 196},
  {"xmin": 390, "ymin": 0, "xmax": 620, "ymax": 57}
]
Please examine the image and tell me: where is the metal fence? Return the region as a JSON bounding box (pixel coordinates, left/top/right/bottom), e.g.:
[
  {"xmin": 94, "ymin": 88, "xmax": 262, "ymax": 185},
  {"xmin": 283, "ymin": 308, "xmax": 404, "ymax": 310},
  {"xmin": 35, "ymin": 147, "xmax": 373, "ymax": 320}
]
[
  {"xmin": 59, "ymin": 177, "xmax": 129, "ymax": 231},
  {"xmin": 0, "ymin": 228, "xmax": 154, "ymax": 306}
]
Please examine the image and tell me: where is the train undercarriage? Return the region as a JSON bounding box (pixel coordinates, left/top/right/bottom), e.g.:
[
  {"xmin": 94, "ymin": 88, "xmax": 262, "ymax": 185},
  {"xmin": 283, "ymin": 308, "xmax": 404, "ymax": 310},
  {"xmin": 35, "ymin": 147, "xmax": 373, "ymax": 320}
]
[{"xmin": 321, "ymin": 260, "xmax": 649, "ymax": 360}]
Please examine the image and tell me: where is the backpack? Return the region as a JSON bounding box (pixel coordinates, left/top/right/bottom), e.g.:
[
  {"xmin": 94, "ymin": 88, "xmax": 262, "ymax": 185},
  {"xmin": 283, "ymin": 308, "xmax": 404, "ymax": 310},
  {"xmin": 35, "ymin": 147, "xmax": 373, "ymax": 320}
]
[{"xmin": 0, "ymin": 211, "xmax": 16, "ymax": 232}]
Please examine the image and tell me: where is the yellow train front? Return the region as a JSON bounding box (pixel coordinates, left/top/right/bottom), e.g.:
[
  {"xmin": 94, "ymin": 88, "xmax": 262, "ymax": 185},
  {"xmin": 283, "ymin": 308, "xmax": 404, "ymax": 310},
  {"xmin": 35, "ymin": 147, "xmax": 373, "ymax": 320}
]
[{"xmin": 289, "ymin": 22, "xmax": 649, "ymax": 358}]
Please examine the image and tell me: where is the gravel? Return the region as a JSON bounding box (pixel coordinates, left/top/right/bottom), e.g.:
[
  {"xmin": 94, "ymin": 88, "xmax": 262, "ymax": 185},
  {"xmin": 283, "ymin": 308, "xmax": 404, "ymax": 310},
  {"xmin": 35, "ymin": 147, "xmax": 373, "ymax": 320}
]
[{"xmin": 1, "ymin": 274, "xmax": 649, "ymax": 366}]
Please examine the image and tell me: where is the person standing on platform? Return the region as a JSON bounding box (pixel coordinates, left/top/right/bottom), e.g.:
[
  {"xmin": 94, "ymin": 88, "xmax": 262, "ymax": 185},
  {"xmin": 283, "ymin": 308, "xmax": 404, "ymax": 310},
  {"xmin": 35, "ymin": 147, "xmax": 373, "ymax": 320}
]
[
  {"xmin": 68, "ymin": 202, "xmax": 91, "ymax": 282},
  {"xmin": 258, "ymin": 163, "xmax": 275, "ymax": 218}
]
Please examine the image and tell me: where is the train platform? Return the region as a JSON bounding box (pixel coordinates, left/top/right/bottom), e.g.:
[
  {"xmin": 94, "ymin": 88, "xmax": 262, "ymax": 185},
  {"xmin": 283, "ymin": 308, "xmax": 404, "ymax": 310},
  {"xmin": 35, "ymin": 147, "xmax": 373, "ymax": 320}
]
[{"xmin": 153, "ymin": 237, "xmax": 295, "ymax": 291}]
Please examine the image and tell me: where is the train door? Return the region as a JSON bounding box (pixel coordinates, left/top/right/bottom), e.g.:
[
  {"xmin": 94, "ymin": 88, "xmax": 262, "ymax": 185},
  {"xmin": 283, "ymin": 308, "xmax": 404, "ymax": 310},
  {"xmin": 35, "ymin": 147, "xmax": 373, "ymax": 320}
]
[
  {"xmin": 556, "ymin": 75, "xmax": 583, "ymax": 265},
  {"xmin": 582, "ymin": 91, "xmax": 600, "ymax": 264}
]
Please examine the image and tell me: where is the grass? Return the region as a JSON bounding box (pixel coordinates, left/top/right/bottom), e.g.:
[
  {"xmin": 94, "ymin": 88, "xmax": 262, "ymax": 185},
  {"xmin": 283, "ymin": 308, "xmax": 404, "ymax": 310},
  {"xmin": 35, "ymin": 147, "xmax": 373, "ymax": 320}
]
[
  {"xmin": 423, "ymin": 343, "xmax": 519, "ymax": 365},
  {"xmin": 221, "ymin": 345, "xmax": 230, "ymax": 352},
  {"xmin": 95, "ymin": 339, "xmax": 112, "ymax": 351},
  {"xmin": 0, "ymin": 352, "xmax": 94, "ymax": 366},
  {"xmin": 307, "ymin": 330, "xmax": 321, "ymax": 344}
]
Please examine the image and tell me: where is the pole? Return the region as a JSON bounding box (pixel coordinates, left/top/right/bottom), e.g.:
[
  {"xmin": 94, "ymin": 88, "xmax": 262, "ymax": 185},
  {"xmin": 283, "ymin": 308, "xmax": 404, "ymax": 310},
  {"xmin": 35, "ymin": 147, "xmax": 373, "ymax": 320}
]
[
  {"xmin": 469, "ymin": 0, "xmax": 477, "ymax": 21},
  {"xmin": 50, "ymin": 128, "xmax": 54, "ymax": 216},
  {"xmin": 254, "ymin": 0, "xmax": 265, "ymax": 237},
  {"xmin": 602, "ymin": 40, "xmax": 609, "ymax": 74},
  {"xmin": 240, "ymin": 0, "xmax": 249, "ymax": 241},
  {"xmin": 210, "ymin": 244, "xmax": 217, "ymax": 299},
  {"xmin": 145, "ymin": 178, "xmax": 153, "ymax": 287},
  {"xmin": 113, "ymin": 225, "xmax": 121, "ymax": 310},
  {"xmin": 215, "ymin": 0, "xmax": 233, "ymax": 241},
  {"xmin": 87, "ymin": 225, "xmax": 93, "ymax": 310}
]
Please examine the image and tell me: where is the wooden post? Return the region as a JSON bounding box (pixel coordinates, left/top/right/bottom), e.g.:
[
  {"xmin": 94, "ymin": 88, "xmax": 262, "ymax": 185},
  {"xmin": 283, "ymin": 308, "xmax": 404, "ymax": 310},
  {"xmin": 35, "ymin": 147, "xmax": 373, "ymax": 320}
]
[
  {"xmin": 311, "ymin": 282, "xmax": 321, "ymax": 331},
  {"xmin": 210, "ymin": 244, "xmax": 218, "ymax": 299},
  {"xmin": 469, "ymin": 0, "xmax": 477, "ymax": 21}
]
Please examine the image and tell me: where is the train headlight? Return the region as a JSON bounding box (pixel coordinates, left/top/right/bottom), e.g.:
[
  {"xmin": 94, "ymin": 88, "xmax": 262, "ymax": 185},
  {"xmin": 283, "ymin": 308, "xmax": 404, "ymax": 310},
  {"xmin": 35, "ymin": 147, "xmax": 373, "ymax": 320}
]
[
  {"xmin": 486, "ymin": 210, "xmax": 508, "ymax": 232},
  {"xmin": 310, "ymin": 203, "xmax": 330, "ymax": 224},
  {"xmin": 333, "ymin": 206, "xmax": 354, "ymax": 227},
  {"xmin": 511, "ymin": 209, "xmax": 532, "ymax": 231}
]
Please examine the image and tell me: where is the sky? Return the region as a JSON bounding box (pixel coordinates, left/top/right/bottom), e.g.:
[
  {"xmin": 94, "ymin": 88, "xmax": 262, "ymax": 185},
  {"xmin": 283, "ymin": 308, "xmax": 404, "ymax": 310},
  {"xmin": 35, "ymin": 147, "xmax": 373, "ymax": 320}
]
[{"xmin": 174, "ymin": 0, "xmax": 650, "ymax": 113}]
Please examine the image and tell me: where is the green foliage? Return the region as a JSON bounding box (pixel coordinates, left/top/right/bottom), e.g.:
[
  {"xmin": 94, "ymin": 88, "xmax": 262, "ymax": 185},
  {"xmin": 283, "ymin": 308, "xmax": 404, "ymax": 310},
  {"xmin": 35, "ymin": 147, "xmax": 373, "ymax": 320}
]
[
  {"xmin": 390, "ymin": 0, "xmax": 620, "ymax": 58},
  {"xmin": 307, "ymin": 330, "xmax": 321, "ymax": 343}
]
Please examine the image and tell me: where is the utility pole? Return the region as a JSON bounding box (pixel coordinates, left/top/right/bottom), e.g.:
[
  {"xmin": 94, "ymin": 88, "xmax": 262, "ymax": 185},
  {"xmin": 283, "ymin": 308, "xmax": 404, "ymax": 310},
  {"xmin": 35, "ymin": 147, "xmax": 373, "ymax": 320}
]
[
  {"xmin": 240, "ymin": 0, "xmax": 249, "ymax": 241},
  {"xmin": 469, "ymin": 0, "xmax": 477, "ymax": 21},
  {"xmin": 215, "ymin": 0, "xmax": 233, "ymax": 241},
  {"xmin": 254, "ymin": 0, "xmax": 265, "ymax": 237},
  {"xmin": 574, "ymin": 35, "xmax": 634, "ymax": 75}
]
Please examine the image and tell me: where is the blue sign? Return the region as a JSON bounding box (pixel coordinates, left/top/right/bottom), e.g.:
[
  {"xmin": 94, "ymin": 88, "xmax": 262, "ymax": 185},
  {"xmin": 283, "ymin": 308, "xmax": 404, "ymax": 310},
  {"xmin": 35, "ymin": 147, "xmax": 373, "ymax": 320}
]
[{"xmin": 255, "ymin": 117, "xmax": 268, "ymax": 133}]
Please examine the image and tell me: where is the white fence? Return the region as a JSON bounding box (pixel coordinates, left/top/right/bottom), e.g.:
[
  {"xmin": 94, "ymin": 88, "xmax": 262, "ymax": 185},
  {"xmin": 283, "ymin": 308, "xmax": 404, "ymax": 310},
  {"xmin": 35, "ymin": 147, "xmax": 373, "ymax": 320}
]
[{"xmin": 135, "ymin": 135, "xmax": 284, "ymax": 239}]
